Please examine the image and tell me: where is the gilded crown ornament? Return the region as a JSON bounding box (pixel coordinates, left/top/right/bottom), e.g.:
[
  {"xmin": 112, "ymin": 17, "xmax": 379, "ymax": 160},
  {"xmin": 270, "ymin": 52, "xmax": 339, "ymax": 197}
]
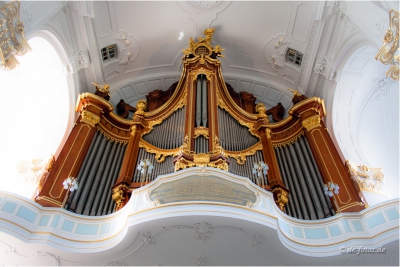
[{"xmin": 182, "ymin": 28, "xmax": 225, "ymax": 58}]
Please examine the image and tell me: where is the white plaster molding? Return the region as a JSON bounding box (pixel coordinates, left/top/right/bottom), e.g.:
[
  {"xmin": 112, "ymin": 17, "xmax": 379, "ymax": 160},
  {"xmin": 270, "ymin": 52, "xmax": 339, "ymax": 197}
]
[
  {"xmin": 64, "ymin": 50, "xmax": 91, "ymax": 74},
  {"xmin": 313, "ymin": 55, "xmax": 341, "ymax": 82},
  {"xmin": 0, "ymin": 168, "xmax": 398, "ymax": 258}
]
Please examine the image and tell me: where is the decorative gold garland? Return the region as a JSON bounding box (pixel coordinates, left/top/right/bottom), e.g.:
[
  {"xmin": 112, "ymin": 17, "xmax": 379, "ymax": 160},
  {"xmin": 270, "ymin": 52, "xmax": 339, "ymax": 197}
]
[
  {"xmin": 97, "ymin": 126, "xmax": 129, "ymax": 145},
  {"xmin": 225, "ymin": 142, "xmax": 263, "ymax": 165},
  {"xmin": 272, "ymin": 130, "xmax": 304, "ymax": 148}
]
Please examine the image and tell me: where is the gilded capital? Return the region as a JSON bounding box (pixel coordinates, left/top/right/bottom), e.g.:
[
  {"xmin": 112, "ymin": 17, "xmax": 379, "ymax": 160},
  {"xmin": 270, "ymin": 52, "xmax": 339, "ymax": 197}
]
[
  {"xmin": 80, "ymin": 110, "xmax": 100, "ymax": 127},
  {"xmin": 302, "ymin": 115, "xmax": 321, "ymax": 131}
]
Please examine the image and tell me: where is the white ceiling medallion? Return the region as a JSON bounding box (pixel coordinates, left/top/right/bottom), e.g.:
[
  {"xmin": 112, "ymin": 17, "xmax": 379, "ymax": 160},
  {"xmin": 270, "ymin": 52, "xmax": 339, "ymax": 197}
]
[{"xmin": 187, "ymin": 0, "xmax": 222, "ymax": 9}]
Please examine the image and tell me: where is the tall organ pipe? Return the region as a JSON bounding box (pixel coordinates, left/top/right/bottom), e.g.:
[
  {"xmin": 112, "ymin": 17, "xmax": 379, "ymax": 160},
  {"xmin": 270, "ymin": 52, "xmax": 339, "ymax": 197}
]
[
  {"xmin": 196, "ymin": 77, "xmax": 202, "ymax": 127},
  {"xmin": 201, "ymin": 75, "xmax": 208, "ymax": 127}
]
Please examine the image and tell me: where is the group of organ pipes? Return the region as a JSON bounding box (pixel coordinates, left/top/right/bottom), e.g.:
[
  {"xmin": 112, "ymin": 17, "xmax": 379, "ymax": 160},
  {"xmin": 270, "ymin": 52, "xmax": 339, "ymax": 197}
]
[{"xmin": 35, "ymin": 28, "xmax": 367, "ymax": 220}]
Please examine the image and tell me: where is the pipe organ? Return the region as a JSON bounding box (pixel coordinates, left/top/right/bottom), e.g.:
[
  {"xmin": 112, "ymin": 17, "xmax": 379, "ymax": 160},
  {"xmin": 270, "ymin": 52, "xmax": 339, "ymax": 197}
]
[{"xmin": 36, "ymin": 28, "xmax": 367, "ymax": 219}]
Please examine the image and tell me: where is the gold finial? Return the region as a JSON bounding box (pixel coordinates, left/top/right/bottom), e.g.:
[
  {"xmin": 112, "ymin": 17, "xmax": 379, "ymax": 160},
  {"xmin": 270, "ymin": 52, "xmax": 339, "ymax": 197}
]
[
  {"xmin": 92, "ymin": 82, "xmax": 110, "ymax": 93},
  {"xmin": 287, "ymin": 88, "xmax": 301, "ymax": 97},
  {"xmin": 182, "ymin": 28, "xmax": 224, "ymax": 58}
]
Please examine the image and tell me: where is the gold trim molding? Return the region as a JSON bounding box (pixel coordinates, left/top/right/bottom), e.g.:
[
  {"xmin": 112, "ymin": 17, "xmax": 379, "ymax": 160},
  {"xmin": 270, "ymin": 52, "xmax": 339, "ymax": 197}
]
[
  {"xmin": 302, "ymin": 115, "xmax": 321, "ymax": 131},
  {"xmin": 139, "ymin": 140, "xmax": 180, "ymax": 163},
  {"xmin": 80, "ymin": 111, "xmax": 100, "ymax": 127}
]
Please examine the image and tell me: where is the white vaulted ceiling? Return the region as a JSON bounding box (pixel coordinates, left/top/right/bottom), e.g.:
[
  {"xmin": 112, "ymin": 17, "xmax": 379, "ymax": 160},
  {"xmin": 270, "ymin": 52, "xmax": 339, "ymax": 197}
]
[{"xmin": 90, "ymin": 1, "xmax": 321, "ymax": 111}]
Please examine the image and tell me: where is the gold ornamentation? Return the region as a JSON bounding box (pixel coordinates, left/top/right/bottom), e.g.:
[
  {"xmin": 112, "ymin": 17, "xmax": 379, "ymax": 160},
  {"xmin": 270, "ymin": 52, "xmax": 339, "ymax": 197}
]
[
  {"xmin": 97, "ymin": 126, "xmax": 129, "ymax": 145},
  {"xmin": 255, "ymin": 103, "xmax": 269, "ymax": 120},
  {"xmin": 182, "ymin": 28, "xmax": 224, "ymax": 58},
  {"xmin": 91, "ymin": 82, "xmax": 110, "ymax": 93},
  {"xmin": 266, "ymin": 128, "xmax": 272, "ymax": 139},
  {"xmin": 224, "ymin": 142, "xmax": 263, "ymax": 165},
  {"xmin": 272, "ymin": 131, "xmax": 305, "ymax": 148},
  {"xmin": 139, "ymin": 140, "xmax": 180, "ymax": 163},
  {"xmin": 191, "ymin": 67, "xmax": 213, "ymax": 81},
  {"xmin": 174, "ymin": 157, "xmax": 229, "ymax": 172},
  {"xmin": 346, "ymin": 160, "xmax": 389, "ymax": 196},
  {"xmin": 80, "ymin": 110, "xmax": 100, "ymax": 127},
  {"xmin": 135, "ymin": 100, "xmax": 147, "ymax": 116},
  {"xmin": 287, "ymin": 88, "xmax": 302, "ymax": 97},
  {"xmin": 193, "ymin": 153, "xmax": 210, "ymax": 164},
  {"xmin": 144, "ymin": 102, "xmax": 186, "ymax": 136},
  {"xmin": 302, "ymin": 115, "xmax": 321, "ymax": 131},
  {"xmin": 194, "ymin": 127, "xmax": 209, "ymax": 139},
  {"xmin": 375, "ymin": 9, "xmax": 399, "ymax": 80},
  {"xmin": 112, "ymin": 185, "xmax": 127, "ymax": 210},
  {"xmin": 131, "ymin": 125, "xmax": 137, "ymax": 137},
  {"xmin": 272, "ymin": 187, "xmax": 289, "ymax": 211},
  {"xmin": 0, "ymin": 1, "xmax": 31, "ymax": 69}
]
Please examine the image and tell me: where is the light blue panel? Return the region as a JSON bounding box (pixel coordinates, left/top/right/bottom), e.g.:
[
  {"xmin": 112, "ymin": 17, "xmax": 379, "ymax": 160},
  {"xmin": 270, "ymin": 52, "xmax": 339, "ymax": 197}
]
[
  {"xmin": 51, "ymin": 215, "xmax": 60, "ymax": 228},
  {"xmin": 1, "ymin": 201, "xmax": 17, "ymax": 214},
  {"xmin": 352, "ymin": 221, "xmax": 364, "ymax": 231},
  {"xmin": 100, "ymin": 223, "xmax": 111, "ymax": 235},
  {"xmin": 304, "ymin": 228, "xmax": 328, "ymax": 239},
  {"xmin": 328, "ymin": 225, "xmax": 342, "ymax": 237},
  {"xmin": 385, "ymin": 208, "xmax": 399, "ymax": 221},
  {"xmin": 343, "ymin": 220, "xmax": 352, "ymax": 233},
  {"xmin": 61, "ymin": 220, "xmax": 75, "ymax": 232},
  {"xmin": 279, "ymin": 221, "xmax": 292, "ymax": 234},
  {"xmin": 38, "ymin": 215, "xmax": 50, "ymax": 226},
  {"xmin": 16, "ymin": 206, "xmax": 37, "ymax": 224},
  {"xmin": 366, "ymin": 213, "xmax": 386, "ymax": 229},
  {"xmin": 75, "ymin": 224, "xmax": 99, "ymax": 235},
  {"xmin": 293, "ymin": 227, "xmax": 303, "ymax": 238}
]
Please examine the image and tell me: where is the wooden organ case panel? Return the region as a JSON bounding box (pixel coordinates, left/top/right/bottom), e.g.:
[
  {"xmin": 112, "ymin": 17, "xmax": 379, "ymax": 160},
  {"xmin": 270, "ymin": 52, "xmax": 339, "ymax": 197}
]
[{"xmin": 35, "ymin": 28, "xmax": 366, "ymax": 219}]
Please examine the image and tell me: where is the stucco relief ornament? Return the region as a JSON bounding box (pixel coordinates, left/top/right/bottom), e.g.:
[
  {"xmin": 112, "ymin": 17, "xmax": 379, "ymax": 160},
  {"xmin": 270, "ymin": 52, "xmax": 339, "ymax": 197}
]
[{"xmin": 188, "ymin": 0, "xmax": 221, "ymax": 9}]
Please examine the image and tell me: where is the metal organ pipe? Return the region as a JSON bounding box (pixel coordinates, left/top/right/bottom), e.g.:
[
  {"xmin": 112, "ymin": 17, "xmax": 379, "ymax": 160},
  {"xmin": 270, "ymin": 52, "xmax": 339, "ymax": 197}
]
[
  {"xmin": 201, "ymin": 75, "xmax": 208, "ymax": 127},
  {"xmin": 196, "ymin": 77, "xmax": 202, "ymax": 127}
]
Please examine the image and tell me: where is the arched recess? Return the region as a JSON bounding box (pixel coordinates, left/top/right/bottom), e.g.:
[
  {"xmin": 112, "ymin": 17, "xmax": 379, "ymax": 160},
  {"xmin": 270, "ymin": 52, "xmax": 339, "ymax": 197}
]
[
  {"xmin": 0, "ymin": 32, "xmax": 76, "ymax": 199},
  {"xmin": 330, "ymin": 44, "xmax": 399, "ymax": 201}
]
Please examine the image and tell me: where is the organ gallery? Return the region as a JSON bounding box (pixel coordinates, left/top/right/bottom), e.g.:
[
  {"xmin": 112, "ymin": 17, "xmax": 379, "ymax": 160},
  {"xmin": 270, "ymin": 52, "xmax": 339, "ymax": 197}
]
[{"xmin": 35, "ymin": 28, "xmax": 367, "ymax": 220}]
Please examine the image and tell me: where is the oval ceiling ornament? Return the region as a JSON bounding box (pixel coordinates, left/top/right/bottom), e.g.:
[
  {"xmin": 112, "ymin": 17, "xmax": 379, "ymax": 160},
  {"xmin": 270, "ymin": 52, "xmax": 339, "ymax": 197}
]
[{"xmin": 187, "ymin": 0, "xmax": 222, "ymax": 9}]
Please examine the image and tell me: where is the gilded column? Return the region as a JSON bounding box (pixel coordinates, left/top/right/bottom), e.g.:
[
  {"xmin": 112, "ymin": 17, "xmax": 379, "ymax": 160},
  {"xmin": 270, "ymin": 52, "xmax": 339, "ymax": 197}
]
[{"xmin": 112, "ymin": 100, "xmax": 147, "ymax": 211}]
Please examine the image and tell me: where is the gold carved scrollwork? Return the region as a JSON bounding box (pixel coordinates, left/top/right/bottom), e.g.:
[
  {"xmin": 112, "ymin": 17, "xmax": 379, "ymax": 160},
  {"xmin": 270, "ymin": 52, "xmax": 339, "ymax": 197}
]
[
  {"xmin": 80, "ymin": 110, "xmax": 100, "ymax": 127},
  {"xmin": 174, "ymin": 157, "xmax": 229, "ymax": 172},
  {"xmin": 224, "ymin": 142, "xmax": 263, "ymax": 165},
  {"xmin": 266, "ymin": 128, "xmax": 272, "ymax": 139},
  {"xmin": 139, "ymin": 140, "xmax": 180, "ymax": 163},
  {"xmin": 182, "ymin": 28, "xmax": 224, "ymax": 58},
  {"xmin": 134, "ymin": 100, "xmax": 147, "ymax": 116},
  {"xmin": 194, "ymin": 127, "xmax": 209, "ymax": 139},
  {"xmin": 255, "ymin": 103, "xmax": 269, "ymax": 121},
  {"xmin": 272, "ymin": 187, "xmax": 289, "ymax": 211},
  {"xmin": 192, "ymin": 68, "xmax": 213, "ymax": 81},
  {"xmin": 302, "ymin": 115, "xmax": 321, "ymax": 131}
]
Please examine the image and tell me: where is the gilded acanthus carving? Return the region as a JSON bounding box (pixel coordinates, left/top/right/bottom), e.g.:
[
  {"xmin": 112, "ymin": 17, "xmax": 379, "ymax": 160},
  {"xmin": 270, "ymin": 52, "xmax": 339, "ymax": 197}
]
[
  {"xmin": 346, "ymin": 160, "xmax": 389, "ymax": 196},
  {"xmin": 301, "ymin": 115, "xmax": 321, "ymax": 131},
  {"xmin": 80, "ymin": 110, "xmax": 100, "ymax": 127}
]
